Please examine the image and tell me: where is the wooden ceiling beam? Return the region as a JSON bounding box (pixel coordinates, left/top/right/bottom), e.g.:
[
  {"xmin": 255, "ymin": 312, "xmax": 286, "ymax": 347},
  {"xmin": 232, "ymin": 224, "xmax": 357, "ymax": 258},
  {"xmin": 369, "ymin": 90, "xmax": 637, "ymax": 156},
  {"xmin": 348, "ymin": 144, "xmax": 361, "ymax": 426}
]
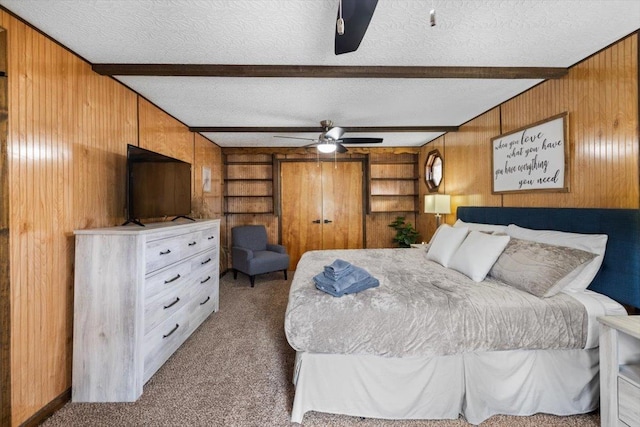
[
  {"xmin": 92, "ymin": 64, "xmax": 567, "ymax": 79},
  {"xmin": 188, "ymin": 126, "xmax": 459, "ymax": 133}
]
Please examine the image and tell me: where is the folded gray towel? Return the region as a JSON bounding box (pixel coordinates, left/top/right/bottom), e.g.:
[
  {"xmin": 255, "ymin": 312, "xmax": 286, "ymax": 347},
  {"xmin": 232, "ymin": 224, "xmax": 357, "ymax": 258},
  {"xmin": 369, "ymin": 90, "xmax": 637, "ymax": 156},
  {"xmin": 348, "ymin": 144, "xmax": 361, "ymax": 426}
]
[
  {"xmin": 315, "ymin": 275, "xmax": 380, "ymax": 297},
  {"xmin": 313, "ymin": 265, "xmax": 373, "ymax": 293},
  {"xmin": 323, "ymin": 259, "xmax": 353, "ymax": 281}
]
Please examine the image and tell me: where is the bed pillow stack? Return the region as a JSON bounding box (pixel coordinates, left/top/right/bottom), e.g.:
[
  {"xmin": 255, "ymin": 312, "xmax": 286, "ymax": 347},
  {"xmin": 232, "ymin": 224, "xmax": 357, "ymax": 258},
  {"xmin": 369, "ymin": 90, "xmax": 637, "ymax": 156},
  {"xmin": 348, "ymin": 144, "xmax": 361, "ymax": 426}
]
[
  {"xmin": 448, "ymin": 231, "xmax": 511, "ymax": 282},
  {"xmin": 426, "ymin": 221, "xmax": 607, "ymax": 292},
  {"xmin": 488, "ymin": 237, "xmax": 597, "ymax": 297},
  {"xmin": 496, "ymin": 224, "xmax": 607, "ymax": 295},
  {"xmin": 453, "ymin": 219, "xmax": 508, "ymax": 234},
  {"xmin": 425, "ymin": 225, "xmax": 468, "ymax": 267},
  {"xmin": 426, "ymin": 224, "xmax": 511, "ymax": 282}
]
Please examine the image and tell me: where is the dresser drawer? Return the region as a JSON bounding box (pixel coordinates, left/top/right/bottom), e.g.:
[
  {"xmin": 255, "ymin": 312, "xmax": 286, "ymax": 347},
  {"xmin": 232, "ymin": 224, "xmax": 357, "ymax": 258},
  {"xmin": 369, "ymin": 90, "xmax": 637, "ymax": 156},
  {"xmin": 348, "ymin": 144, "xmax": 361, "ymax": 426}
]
[
  {"xmin": 144, "ymin": 285, "xmax": 190, "ymax": 334},
  {"xmin": 145, "ymin": 259, "xmax": 193, "ymax": 302},
  {"xmin": 618, "ymin": 376, "xmax": 640, "ymax": 427},
  {"xmin": 143, "ymin": 307, "xmax": 191, "ymax": 382},
  {"xmin": 189, "ymin": 249, "xmax": 216, "ymax": 275},
  {"xmin": 199, "ymin": 228, "xmax": 219, "ymax": 251},
  {"xmin": 188, "ymin": 287, "xmax": 218, "ymax": 335},
  {"xmin": 145, "ymin": 235, "xmax": 186, "ymax": 273}
]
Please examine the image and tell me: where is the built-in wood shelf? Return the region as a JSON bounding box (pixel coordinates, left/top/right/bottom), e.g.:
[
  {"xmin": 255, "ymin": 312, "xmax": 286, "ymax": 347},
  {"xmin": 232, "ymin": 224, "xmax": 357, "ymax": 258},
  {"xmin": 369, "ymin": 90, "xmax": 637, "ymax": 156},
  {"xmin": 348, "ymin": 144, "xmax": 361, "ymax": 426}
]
[
  {"xmin": 223, "ymin": 154, "xmax": 275, "ymax": 215},
  {"xmin": 368, "ymin": 153, "xmax": 419, "ymax": 213}
]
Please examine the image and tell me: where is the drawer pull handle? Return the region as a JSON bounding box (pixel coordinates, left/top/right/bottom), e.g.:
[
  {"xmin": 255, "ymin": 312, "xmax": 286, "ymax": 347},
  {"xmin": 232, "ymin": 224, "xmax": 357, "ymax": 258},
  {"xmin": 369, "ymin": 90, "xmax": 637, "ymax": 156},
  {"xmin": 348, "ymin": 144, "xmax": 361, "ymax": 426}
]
[
  {"xmin": 200, "ymin": 276, "xmax": 211, "ymax": 284},
  {"xmin": 159, "ymin": 249, "xmax": 171, "ymax": 255},
  {"xmin": 201, "ymin": 258, "xmax": 212, "ymax": 265},
  {"xmin": 162, "ymin": 324, "xmax": 179, "ymax": 339},
  {"xmin": 188, "ymin": 241, "xmax": 197, "ymax": 246},
  {"xmin": 164, "ymin": 274, "xmax": 181, "ymax": 284},
  {"xmin": 207, "ymin": 236, "xmax": 215, "ymax": 240},
  {"xmin": 200, "ymin": 296, "xmax": 211, "ymax": 305},
  {"xmin": 163, "ymin": 297, "xmax": 180, "ymax": 309}
]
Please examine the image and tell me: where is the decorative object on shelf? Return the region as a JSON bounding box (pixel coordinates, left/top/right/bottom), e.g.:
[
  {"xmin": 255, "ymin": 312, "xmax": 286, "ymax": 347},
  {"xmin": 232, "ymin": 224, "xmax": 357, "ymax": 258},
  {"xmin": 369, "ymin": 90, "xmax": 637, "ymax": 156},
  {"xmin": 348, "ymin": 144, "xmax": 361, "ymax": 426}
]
[
  {"xmin": 424, "ymin": 194, "xmax": 451, "ymax": 227},
  {"xmin": 425, "ymin": 149, "xmax": 443, "ymax": 192},
  {"xmin": 388, "ymin": 216, "xmax": 420, "ymax": 248},
  {"xmin": 491, "ymin": 112, "xmax": 569, "ymax": 194}
]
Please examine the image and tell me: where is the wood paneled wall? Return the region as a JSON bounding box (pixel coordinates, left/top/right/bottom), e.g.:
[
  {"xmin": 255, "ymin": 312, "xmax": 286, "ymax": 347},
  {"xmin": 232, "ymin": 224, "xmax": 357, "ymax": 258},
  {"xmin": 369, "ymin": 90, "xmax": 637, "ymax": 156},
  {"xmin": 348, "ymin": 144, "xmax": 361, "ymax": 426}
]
[
  {"xmin": 2, "ymin": 11, "xmax": 137, "ymax": 425},
  {"xmin": 0, "ymin": 27, "xmax": 10, "ymax": 427},
  {"xmin": 501, "ymin": 34, "xmax": 639, "ymax": 208},
  {"xmin": 0, "ymin": 11, "xmax": 222, "ymax": 426},
  {"xmin": 419, "ymin": 33, "xmax": 639, "ymax": 240}
]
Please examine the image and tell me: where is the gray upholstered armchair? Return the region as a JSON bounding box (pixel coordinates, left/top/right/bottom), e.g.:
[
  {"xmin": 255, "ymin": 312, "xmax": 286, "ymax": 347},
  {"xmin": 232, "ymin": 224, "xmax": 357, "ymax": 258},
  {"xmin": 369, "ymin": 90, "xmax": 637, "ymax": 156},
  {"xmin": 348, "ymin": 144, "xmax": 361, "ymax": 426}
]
[{"xmin": 231, "ymin": 225, "xmax": 289, "ymax": 287}]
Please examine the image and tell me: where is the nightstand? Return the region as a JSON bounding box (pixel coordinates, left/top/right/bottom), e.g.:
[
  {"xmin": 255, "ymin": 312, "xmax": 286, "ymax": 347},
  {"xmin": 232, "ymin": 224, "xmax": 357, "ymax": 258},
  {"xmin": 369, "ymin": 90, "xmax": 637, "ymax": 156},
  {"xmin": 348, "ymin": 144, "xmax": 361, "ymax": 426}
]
[{"xmin": 598, "ymin": 315, "xmax": 640, "ymax": 427}]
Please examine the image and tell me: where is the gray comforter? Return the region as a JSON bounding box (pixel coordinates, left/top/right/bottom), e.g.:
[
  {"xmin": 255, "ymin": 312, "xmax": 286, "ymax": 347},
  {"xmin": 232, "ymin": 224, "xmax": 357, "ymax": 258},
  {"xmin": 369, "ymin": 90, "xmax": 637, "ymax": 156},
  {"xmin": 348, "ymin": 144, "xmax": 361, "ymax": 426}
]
[{"xmin": 284, "ymin": 248, "xmax": 587, "ymax": 357}]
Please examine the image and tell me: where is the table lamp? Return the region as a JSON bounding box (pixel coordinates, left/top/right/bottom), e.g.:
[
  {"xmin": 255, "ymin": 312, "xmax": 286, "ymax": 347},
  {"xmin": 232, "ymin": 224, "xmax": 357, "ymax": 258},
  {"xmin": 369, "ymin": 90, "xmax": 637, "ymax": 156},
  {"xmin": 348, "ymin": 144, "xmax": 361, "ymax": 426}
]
[{"xmin": 424, "ymin": 194, "xmax": 451, "ymax": 228}]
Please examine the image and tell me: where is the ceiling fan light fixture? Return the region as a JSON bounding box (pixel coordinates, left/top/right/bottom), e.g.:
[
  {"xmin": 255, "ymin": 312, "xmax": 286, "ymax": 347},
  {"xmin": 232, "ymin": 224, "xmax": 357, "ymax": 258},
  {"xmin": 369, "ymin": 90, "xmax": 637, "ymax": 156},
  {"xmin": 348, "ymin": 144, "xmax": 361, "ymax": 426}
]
[{"xmin": 317, "ymin": 142, "xmax": 337, "ymax": 153}]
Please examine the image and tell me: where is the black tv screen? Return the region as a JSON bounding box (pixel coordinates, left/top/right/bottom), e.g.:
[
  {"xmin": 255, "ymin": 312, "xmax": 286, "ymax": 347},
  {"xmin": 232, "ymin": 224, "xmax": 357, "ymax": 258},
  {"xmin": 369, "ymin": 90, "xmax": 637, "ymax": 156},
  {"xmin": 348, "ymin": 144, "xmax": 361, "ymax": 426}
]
[{"xmin": 126, "ymin": 144, "xmax": 192, "ymax": 223}]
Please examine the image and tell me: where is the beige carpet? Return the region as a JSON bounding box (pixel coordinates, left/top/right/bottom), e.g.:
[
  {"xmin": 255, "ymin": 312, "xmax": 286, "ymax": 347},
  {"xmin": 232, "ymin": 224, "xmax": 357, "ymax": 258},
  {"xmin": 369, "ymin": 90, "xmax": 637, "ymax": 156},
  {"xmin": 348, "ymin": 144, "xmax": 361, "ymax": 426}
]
[{"xmin": 44, "ymin": 272, "xmax": 599, "ymax": 426}]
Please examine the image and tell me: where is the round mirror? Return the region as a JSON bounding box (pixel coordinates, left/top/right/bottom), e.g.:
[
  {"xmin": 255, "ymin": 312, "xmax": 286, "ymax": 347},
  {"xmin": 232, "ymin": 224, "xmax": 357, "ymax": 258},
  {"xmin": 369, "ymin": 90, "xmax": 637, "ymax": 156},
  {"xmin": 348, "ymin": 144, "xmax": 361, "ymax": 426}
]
[{"xmin": 425, "ymin": 149, "xmax": 443, "ymax": 192}]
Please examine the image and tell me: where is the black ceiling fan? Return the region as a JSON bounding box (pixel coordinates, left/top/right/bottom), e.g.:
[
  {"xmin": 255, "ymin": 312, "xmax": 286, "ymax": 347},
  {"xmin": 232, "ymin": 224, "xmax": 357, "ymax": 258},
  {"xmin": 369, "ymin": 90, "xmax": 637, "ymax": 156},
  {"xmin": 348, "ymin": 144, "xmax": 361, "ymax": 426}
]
[
  {"xmin": 335, "ymin": 0, "xmax": 379, "ymax": 55},
  {"xmin": 275, "ymin": 120, "xmax": 383, "ymax": 153}
]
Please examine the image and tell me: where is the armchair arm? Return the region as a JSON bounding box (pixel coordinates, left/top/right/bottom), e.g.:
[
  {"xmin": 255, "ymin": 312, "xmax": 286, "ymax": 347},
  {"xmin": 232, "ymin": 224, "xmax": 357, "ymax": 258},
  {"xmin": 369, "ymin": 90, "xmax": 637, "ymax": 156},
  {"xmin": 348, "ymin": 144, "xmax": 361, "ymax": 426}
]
[
  {"xmin": 266, "ymin": 243, "xmax": 287, "ymax": 254},
  {"xmin": 232, "ymin": 246, "xmax": 254, "ymax": 261}
]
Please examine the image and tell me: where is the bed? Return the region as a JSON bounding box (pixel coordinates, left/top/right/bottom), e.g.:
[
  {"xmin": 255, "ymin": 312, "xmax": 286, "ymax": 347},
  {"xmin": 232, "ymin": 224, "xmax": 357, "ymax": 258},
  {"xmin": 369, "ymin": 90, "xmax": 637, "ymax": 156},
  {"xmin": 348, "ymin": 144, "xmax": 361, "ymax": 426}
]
[{"xmin": 284, "ymin": 207, "xmax": 640, "ymax": 424}]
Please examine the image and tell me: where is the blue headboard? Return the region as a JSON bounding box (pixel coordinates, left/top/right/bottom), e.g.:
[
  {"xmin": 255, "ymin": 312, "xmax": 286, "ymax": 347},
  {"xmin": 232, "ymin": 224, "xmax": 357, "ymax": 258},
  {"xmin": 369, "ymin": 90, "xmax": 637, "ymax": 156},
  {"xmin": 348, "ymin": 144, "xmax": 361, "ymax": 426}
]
[{"xmin": 457, "ymin": 206, "xmax": 640, "ymax": 310}]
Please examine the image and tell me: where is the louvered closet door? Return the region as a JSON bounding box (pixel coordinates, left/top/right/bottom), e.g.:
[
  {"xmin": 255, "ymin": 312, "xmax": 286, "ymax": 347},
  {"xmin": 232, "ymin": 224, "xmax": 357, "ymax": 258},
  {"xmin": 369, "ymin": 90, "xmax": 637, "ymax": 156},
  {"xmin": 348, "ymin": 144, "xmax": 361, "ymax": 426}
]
[{"xmin": 281, "ymin": 161, "xmax": 363, "ymax": 270}]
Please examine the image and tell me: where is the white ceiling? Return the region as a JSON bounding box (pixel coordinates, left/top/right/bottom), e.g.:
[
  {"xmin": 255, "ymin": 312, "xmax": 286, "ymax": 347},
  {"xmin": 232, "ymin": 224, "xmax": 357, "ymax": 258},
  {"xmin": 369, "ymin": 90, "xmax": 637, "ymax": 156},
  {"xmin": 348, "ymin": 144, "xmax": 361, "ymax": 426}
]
[{"xmin": 1, "ymin": 0, "xmax": 639, "ymax": 149}]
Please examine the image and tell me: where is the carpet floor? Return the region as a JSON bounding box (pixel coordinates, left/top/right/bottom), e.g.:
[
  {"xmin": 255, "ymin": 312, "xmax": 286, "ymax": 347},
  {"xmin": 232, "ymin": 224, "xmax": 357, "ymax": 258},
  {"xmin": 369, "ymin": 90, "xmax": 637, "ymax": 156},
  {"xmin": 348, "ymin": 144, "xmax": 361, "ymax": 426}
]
[{"xmin": 44, "ymin": 272, "xmax": 600, "ymax": 426}]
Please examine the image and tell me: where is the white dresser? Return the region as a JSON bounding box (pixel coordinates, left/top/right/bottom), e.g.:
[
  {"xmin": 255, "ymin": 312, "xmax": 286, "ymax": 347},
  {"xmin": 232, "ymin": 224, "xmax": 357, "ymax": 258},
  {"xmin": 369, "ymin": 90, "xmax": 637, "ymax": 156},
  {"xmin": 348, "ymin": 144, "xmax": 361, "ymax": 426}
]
[
  {"xmin": 598, "ymin": 315, "xmax": 640, "ymax": 427},
  {"xmin": 72, "ymin": 219, "xmax": 220, "ymax": 402}
]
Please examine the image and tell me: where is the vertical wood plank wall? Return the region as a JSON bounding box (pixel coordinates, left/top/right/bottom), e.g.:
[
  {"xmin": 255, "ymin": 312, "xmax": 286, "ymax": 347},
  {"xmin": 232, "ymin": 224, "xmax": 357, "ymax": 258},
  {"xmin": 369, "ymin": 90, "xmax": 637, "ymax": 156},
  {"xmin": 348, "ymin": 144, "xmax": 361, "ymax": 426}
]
[
  {"xmin": 501, "ymin": 34, "xmax": 639, "ymax": 209},
  {"xmin": 0, "ymin": 11, "xmax": 222, "ymax": 426},
  {"xmin": 419, "ymin": 33, "xmax": 639, "ymax": 240},
  {"xmin": 0, "ymin": 27, "xmax": 10, "ymax": 427}
]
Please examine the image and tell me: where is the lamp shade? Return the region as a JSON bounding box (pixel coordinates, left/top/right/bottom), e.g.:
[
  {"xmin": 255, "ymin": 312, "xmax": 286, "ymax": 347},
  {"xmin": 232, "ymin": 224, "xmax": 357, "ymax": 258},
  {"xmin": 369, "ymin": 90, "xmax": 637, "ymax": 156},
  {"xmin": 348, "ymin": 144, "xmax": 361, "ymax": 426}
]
[{"xmin": 424, "ymin": 194, "xmax": 451, "ymax": 214}]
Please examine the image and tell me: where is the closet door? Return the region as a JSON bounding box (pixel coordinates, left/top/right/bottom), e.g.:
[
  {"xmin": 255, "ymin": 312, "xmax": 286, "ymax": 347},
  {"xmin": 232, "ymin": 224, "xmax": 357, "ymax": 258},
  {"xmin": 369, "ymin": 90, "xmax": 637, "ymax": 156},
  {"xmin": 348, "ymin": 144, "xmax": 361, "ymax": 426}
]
[
  {"xmin": 281, "ymin": 162, "xmax": 323, "ymax": 269},
  {"xmin": 281, "ymin": 161, "xmax": 363, "ymax": 270},
  {"xmin": 320, "ymin": 161, "xmax": 363, "ymax": 251}
]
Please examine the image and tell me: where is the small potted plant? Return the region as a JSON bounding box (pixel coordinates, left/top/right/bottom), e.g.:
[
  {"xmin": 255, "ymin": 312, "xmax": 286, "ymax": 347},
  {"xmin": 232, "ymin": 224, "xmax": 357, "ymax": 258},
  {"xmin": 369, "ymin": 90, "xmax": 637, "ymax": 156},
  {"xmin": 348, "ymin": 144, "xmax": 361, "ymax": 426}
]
[{"xmin": 388, "ymin": 216, "xmax": 420, "ymax": 248}]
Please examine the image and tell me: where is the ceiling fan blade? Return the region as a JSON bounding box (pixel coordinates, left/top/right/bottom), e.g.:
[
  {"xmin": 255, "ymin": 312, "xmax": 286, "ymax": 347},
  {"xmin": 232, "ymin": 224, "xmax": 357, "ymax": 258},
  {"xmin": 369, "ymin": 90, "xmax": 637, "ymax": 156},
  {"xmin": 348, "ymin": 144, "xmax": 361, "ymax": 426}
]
[
  {"xmin": 274, "ymin": 135, "xmax": 318, "ymax": 141},
  {"xmin": 340, "ymin": 137, "xmax": 383, "ymax": 144},
  {"xmin": 335, "ymin": 0, "xmax": 378, "ymax": 55},
  {"xmin": 324, "ymin": 126, "xmax": 345, "ymax": 140},
  {"xmin": 336, "ymin": 143, "xmax": 348, "ymax": 153}
]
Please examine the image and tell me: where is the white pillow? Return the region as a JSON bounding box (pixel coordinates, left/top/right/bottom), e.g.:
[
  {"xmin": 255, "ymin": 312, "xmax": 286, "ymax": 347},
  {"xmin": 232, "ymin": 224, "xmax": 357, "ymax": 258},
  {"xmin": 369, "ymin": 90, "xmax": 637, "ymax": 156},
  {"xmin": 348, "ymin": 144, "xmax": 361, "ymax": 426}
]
[
  {"xmin": 426, "ymin": 225, "xmax": 469, "ymax": 267},
  {"xmin": 427, "ymin": 224, "xmax": 446, "ymax": 244},
  {"xmin": 506, "ymin": 224, "xmax": 608, "ymax": 292},
  {"xmin": 454, "ymin": 218, "xmax": 508, "ymax": 234},
  {"xmin": 448, "ymin": 231, "xmax": 511, "ymax": 282}
]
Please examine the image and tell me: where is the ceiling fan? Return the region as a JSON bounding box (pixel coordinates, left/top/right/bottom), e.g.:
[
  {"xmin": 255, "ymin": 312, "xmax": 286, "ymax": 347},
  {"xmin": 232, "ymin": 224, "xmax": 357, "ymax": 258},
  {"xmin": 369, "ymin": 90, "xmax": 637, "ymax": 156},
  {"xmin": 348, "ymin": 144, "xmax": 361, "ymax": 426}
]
[
  {"xmin": 335, "ymin": 0, "xmax": 379, "ymax": 55},
  {"xmin": 275, "ymin": 120, "xmax": 383, "ymax": 153}
]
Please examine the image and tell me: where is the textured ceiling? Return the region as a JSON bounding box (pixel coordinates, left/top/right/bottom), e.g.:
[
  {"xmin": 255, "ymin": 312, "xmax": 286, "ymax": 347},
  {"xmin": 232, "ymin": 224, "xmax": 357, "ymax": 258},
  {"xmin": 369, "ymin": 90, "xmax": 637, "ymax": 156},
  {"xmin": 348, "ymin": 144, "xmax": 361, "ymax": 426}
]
[{"xmin": 1, "ymin": 0, "xmax": 639, "ymax": 148}]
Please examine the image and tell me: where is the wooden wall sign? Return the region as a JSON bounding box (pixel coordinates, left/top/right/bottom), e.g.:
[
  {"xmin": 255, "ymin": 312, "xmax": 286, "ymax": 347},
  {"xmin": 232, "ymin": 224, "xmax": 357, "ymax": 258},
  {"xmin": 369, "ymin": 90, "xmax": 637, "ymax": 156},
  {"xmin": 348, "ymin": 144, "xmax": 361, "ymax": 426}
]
[{"xmin": 491, "ymin": 112, "xmax": 569, "ymax": 194}]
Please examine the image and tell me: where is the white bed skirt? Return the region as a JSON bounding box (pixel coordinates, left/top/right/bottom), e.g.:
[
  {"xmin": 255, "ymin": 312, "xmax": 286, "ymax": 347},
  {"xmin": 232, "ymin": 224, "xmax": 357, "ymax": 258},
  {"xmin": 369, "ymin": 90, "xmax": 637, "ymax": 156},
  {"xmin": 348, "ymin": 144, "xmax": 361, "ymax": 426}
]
[{"xmin": 291, "ymin": 347, "xmax": 600, "ymax": 425}]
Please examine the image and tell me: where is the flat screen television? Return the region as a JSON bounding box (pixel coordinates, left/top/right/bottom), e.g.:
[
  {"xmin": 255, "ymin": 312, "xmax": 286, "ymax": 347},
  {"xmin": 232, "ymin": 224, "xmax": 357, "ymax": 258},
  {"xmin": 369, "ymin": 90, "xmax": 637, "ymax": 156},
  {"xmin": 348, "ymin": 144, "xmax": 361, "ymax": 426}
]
[{"xmin": 125, "ymin": 144, "xmax": 192, "ymax": 226}]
